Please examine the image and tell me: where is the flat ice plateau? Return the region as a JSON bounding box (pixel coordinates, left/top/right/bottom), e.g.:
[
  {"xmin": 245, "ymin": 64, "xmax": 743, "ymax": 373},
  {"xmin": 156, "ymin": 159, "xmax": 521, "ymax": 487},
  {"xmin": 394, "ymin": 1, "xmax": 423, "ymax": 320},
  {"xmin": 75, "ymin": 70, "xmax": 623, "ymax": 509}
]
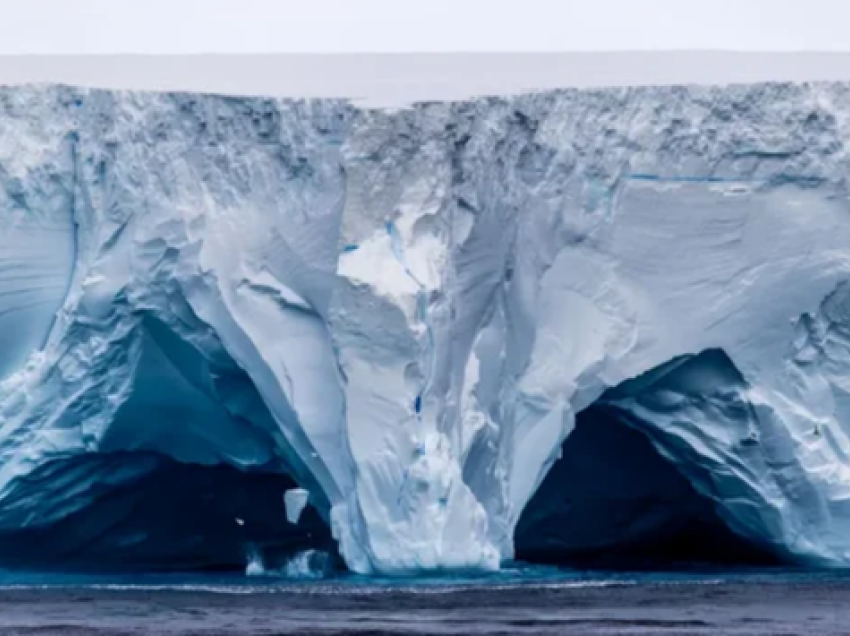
[
  {"xmin": 5, "ymin": 52, "xmax": 850, "ymax": 106},
  {"xmin": 3, "ymin": 57, "xmax": 850, "ymax": 574}
]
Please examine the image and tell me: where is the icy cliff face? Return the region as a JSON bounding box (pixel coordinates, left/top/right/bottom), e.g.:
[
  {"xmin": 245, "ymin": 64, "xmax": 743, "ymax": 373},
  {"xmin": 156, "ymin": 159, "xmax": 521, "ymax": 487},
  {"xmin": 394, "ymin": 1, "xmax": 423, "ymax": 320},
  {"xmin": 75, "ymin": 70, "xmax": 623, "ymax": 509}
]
[{"xmin": 3, "ymin": 83, "xmax": 850, "ymax": 573}]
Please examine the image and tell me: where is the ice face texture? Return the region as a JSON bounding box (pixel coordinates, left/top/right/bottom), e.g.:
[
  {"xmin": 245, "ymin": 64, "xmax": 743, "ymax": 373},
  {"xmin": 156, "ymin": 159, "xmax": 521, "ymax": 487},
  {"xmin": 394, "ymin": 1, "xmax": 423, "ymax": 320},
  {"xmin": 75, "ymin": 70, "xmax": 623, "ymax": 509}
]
[{"xmin": 3, "ymin": 83, "xmax": 850, "ymax": 573}]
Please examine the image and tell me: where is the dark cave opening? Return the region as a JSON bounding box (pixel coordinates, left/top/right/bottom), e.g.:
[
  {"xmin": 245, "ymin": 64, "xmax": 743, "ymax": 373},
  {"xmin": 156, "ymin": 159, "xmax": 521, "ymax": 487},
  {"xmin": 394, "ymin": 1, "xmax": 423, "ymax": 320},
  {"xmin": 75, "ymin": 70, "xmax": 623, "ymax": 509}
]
[
  {"xmin": 515, "ymin": 403, "xmax": 781, "ymax": 569},
  {"xmin": 0, "ymin": 452, "xmax": 335, "ymax": 572}
]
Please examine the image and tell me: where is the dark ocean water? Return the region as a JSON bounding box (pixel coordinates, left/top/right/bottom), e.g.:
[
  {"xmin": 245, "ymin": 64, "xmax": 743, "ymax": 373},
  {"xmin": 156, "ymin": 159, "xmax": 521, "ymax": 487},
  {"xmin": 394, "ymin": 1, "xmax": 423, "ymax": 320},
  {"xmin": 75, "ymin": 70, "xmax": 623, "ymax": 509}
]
[{"xmin": 1, "ymin": 565, "xmax": 850, "ymax": 634}]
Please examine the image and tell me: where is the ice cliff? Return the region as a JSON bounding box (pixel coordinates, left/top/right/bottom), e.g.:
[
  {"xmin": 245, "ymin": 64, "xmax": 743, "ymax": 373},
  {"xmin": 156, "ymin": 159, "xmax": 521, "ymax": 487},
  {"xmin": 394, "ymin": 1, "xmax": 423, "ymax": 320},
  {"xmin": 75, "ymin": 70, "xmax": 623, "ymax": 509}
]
[{"xmin": 2, "ymin": 82, "xmax": 850, "ymax": 574}]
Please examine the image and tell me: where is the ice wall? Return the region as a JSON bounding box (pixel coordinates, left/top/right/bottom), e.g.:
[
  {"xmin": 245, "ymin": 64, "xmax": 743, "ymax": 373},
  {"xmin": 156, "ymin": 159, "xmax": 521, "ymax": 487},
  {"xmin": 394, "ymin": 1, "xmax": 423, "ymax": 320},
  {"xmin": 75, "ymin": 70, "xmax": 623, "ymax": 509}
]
[{"xmin": 3, "ymin": 83, "xmax": 850, "ymax": 573}]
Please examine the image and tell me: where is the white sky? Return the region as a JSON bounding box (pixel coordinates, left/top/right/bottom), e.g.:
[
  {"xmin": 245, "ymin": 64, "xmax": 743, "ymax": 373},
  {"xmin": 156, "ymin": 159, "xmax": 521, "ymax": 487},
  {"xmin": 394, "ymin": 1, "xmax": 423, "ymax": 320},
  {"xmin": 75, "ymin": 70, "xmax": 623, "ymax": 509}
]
[{"xmin": 0, "ymin": 0, "xmax": 848, "ymax": 54}]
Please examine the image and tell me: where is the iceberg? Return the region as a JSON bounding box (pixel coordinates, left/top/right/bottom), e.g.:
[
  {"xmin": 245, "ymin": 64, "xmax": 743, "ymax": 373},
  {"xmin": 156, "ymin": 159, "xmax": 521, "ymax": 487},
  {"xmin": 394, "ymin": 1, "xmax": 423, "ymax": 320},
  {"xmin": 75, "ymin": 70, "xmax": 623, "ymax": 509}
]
[{"xmin": 2, "ymin": 82, "xmax": 850, "ymax": 574}]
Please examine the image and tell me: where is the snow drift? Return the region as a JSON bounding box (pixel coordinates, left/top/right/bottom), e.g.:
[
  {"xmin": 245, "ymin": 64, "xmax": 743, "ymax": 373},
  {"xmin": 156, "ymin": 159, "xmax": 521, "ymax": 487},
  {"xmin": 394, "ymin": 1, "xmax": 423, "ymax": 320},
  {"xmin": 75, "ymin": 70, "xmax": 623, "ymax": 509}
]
[{"xmin": 2, "ymin": 82, "xmax": 850, "ymax": 574}]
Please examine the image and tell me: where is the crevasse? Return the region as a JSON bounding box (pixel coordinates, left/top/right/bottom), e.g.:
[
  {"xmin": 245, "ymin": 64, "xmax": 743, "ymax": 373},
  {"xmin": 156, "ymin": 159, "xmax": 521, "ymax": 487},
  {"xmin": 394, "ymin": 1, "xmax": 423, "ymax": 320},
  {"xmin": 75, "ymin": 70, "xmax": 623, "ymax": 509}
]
[{"xmin": 3, "ymin": 83, "xmax": 850, "ymax": 574}]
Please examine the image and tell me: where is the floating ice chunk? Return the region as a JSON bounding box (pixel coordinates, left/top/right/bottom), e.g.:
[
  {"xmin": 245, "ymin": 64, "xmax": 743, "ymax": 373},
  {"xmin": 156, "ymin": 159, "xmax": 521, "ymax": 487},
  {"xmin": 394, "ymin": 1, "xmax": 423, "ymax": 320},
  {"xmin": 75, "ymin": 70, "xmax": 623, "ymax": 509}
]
[{"xmin": 283, "ymin": 550, "xmax": 330, "ymax": 579}]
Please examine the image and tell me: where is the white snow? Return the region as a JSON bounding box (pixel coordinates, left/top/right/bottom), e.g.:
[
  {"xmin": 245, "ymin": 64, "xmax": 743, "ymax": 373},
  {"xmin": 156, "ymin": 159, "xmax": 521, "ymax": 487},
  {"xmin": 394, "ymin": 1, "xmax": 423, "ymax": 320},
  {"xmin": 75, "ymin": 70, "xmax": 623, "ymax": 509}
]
[{"xmin": 4, "ymin": 53, "xmax": 850, "ymax": 107}]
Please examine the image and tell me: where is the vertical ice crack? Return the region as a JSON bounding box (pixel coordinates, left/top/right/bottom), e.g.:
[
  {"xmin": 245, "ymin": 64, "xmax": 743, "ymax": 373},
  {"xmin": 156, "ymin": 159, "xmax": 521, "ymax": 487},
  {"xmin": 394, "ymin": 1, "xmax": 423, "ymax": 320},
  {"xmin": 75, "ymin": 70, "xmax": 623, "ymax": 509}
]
[{"xmin": 385, "ymin": 220, "xmax": 436, "ymax": 421}]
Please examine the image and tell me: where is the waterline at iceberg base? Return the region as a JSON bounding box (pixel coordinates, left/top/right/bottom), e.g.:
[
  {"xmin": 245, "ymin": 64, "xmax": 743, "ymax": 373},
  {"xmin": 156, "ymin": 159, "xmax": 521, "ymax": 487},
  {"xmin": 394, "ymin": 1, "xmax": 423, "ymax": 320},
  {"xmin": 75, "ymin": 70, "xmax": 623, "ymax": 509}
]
[{"xmin": 2, "ymin": 82, "xmax": 850, "ymax": 575}]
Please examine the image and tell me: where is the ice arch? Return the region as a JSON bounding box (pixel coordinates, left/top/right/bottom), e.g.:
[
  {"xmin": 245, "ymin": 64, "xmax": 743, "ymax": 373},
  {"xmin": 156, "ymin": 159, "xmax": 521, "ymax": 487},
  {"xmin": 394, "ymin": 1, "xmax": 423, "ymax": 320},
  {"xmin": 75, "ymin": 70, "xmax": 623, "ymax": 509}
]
[
  {"xmin": 517, "ymin": 345, "xmax": 850, "ymax": 568},
  {"xmin": 516, "ymin": 354, "xmax": 782, "ymax": 567},
  {"xmin": 0, "ymin": 310, "xmax": 337, "ymax": 571}
]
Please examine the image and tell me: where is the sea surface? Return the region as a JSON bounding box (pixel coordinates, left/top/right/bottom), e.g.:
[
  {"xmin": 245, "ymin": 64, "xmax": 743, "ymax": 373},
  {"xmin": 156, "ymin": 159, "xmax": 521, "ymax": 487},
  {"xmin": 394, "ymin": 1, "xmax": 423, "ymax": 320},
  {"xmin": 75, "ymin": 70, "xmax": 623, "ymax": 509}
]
[{"xmin": 1, "ymin": 564, "xmax": 850, "ymax": 634}]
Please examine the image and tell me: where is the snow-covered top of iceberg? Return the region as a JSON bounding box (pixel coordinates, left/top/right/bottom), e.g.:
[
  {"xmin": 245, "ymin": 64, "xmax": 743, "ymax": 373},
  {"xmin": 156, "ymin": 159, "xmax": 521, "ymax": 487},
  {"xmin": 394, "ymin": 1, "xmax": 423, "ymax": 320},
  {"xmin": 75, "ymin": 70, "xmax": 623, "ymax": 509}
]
[{"xmin": 4, "ymin": 53, "xmax": 850, "ymax": 107}]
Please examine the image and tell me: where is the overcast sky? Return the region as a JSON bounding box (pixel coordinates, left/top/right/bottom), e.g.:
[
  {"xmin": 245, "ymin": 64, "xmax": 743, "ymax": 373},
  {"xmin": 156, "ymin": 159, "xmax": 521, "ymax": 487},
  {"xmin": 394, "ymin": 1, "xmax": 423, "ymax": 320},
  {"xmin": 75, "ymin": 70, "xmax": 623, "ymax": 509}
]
[{"xmin": 0, "ymin": 0, "xmax": 848, "ymax": 54}]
